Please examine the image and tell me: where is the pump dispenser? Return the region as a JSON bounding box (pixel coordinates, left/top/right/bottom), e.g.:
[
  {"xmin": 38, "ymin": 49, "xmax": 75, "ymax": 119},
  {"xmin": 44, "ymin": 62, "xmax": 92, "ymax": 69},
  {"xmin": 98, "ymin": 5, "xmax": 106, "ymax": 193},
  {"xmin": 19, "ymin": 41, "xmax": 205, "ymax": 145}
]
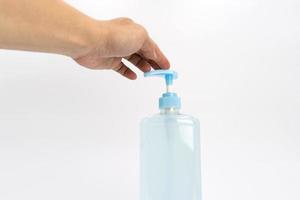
[
  {"xmin": 144, "ymin": 70, "xmax": 181, "ymax": 110},
  {"xmin": 140, "ymin": 70, "xmax": 201, "ymax": 200}
]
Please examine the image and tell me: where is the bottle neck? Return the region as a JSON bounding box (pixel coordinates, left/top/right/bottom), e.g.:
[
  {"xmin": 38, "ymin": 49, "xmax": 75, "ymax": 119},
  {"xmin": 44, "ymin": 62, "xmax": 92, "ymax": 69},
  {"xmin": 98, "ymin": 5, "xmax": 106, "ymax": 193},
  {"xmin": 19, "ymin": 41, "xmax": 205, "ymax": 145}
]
[{"xmin": 160, "ymin": 107, "xmax": 180, "ymax": 114}]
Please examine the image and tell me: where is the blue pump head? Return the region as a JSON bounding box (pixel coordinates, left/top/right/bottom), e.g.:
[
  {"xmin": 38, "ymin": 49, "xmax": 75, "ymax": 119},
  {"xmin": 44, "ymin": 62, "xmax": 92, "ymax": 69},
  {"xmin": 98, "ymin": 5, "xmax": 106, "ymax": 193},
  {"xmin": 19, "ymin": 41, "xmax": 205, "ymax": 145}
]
[{"xmin": 144, "ymin": 70, "xmax": 181, "ymax": 110}]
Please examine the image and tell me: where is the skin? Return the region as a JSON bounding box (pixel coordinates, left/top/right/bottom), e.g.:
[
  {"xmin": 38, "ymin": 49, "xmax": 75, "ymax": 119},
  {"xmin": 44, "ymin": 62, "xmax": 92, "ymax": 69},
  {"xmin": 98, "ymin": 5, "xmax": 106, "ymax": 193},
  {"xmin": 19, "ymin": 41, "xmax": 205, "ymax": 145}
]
[{"xmin": 0, "ymin": 0, "xmax": 170, "ymax": 79}]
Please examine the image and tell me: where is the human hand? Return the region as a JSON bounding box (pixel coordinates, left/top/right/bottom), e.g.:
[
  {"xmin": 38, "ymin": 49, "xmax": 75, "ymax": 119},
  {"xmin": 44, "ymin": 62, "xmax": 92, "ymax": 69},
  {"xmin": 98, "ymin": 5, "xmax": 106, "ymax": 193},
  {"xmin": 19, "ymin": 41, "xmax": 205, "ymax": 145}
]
[{"xmin": 73, "ymin": 18, "xmax": 170, "ymax": 80}]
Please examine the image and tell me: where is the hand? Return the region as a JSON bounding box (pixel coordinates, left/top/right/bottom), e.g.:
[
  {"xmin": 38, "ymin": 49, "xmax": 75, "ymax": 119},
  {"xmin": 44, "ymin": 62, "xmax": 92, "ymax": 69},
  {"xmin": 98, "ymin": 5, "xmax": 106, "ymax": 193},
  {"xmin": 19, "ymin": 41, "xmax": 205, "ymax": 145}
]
[{"xmin": 73, "ymin": 18, "xmax": 170, "ymax": 80}]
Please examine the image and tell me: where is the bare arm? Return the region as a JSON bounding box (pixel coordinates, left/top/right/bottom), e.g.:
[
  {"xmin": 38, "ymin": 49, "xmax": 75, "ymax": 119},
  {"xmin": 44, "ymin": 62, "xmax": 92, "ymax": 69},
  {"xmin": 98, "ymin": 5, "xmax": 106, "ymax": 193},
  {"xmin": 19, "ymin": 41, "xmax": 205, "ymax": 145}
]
[{"xmin": 0, "ymin": 0, "xmax": 170, "ymax": 79}]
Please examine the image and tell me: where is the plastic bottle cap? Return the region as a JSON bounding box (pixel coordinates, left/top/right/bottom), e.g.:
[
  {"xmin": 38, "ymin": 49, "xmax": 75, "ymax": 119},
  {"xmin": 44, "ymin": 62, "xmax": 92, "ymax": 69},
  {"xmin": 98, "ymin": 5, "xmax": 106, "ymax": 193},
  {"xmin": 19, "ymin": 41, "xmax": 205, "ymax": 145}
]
[{"xmin": 144, "ymin": 70, "xmax": 181, "ymax": 109}]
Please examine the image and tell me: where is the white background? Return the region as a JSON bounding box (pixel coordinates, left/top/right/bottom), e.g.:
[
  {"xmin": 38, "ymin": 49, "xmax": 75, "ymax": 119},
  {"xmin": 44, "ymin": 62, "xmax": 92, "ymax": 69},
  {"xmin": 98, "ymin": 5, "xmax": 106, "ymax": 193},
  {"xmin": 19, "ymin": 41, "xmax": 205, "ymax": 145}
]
[{"xmin": 0, "ymin": 0, "xmax": 299, "ymax": 200}]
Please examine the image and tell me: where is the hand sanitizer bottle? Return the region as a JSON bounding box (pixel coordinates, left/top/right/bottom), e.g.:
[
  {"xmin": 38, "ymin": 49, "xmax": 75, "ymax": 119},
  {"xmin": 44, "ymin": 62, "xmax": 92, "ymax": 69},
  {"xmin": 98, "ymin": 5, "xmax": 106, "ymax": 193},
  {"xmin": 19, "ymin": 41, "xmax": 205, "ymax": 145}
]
[{"xmin": 140, "ymin": 70, "xmax": 201, "ymax": 200}]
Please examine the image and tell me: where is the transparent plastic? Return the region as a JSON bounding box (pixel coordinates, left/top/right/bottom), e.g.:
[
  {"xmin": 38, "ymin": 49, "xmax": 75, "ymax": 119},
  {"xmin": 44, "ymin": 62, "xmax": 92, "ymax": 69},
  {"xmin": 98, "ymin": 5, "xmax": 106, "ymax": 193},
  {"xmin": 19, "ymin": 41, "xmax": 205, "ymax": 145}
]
[{"xmin": 140, "ymin": 109, "xmax": 201, "ymax": 200}]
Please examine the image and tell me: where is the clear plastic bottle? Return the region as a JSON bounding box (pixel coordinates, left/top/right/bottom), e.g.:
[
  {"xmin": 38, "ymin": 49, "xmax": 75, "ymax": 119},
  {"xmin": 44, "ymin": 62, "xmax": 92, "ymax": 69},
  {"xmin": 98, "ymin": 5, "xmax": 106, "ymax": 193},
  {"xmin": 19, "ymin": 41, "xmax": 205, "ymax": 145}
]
[{"xmin": 140, "ymin": 70, "xmax": 201, "ymax": 200}]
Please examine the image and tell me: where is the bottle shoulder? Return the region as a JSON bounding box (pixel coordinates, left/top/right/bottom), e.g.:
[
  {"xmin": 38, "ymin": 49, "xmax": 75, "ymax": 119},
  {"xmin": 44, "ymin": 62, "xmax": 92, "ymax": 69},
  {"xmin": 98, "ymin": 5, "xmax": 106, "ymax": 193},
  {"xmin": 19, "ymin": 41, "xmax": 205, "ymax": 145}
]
[{"xmin": 141, "ymin": 112, "xmax": 199, "ymax": 126}]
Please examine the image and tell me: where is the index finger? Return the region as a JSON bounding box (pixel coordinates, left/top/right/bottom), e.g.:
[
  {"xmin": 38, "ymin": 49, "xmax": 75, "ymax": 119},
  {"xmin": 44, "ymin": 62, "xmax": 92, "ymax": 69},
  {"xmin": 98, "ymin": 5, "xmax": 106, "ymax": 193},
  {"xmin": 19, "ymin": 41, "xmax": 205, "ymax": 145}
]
[{"xmin": 139, "ymin": 37, "xmax": 170, "ymax": 70}]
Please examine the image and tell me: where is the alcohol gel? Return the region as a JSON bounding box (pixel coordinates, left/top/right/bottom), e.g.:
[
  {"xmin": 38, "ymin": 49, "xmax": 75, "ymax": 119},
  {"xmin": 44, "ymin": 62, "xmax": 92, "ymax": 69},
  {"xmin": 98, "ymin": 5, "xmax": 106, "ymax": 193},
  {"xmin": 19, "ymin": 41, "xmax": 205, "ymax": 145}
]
[{"xmin": 140, "ymin": 70, "xmax": 201, "ymax": 200}]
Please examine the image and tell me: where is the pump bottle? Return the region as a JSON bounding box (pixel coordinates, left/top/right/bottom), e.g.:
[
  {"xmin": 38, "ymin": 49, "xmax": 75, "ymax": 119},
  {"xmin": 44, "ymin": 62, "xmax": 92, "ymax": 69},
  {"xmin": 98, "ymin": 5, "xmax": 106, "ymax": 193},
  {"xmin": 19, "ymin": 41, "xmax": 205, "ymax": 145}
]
[{"xmin": 140, "ymin": 70, "xmax": 201, "ymax": 200}]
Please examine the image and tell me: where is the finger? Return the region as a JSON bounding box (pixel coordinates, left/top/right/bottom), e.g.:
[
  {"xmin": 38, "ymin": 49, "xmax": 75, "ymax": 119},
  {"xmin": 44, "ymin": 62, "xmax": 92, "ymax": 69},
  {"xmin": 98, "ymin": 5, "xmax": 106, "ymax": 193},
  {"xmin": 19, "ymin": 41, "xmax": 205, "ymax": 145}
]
[
  {"xmin": 125, "ymin": 54, "xmax": 151, "ymax": 72},
  {"xmin": 153, "ymin": 43, "xmax": 170, "ymax": 69},
  {"xmin": 139, "ymin": 38, "xmax": 170, "ymax": 69},
  {"xmin": 113, "ymin": 62, "xmax": 137, "ymax": 80},
  {"xmin": 136, "ymin": 53, "xmax": 160, "ymax": 70},
  {"xmin": 147, "ymin": 59, "xmax": 160, "ymax": 70}
]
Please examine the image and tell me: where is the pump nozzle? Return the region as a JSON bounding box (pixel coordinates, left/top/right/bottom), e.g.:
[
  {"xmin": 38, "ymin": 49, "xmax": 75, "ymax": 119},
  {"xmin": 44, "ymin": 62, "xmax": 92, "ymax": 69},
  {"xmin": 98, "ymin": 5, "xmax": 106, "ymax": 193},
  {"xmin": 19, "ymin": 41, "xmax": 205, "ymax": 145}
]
[
  {"xmin": 144, "ymin": 70, "xmax": 178, "ymax": 93},
  {"xmin": 144, "ymin": 70, "xmax": 181, "ymax": 110}
]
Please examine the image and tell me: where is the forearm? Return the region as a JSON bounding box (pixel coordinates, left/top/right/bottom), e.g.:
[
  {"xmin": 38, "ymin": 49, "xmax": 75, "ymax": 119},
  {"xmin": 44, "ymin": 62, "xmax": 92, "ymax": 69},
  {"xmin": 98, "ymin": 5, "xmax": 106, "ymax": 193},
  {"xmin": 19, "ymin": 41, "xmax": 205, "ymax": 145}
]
[{"xmin": 0, "ymin": 0, "xmax": 100, "ymax": 57}]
